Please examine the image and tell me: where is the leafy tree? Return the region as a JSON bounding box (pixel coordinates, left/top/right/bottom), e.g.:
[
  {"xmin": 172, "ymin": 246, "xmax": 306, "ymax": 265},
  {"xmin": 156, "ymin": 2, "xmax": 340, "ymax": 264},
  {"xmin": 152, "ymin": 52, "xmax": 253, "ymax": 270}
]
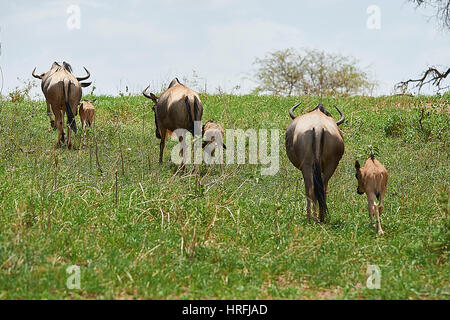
[
  {"xmin": 252, "ymin": 48, "xmax": 375, "ymax": 96},
  {"xmin": 252, "ymin": 48, "xmax": 306, "ymax": 96}
]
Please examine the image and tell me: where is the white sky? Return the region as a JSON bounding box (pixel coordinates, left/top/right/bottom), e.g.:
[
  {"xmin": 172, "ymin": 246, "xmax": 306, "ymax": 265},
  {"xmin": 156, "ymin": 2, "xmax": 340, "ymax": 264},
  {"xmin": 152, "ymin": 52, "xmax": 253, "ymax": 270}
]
[{"xmin": 0, "ymin": 0, "xmax": 449, "ymax": 96}]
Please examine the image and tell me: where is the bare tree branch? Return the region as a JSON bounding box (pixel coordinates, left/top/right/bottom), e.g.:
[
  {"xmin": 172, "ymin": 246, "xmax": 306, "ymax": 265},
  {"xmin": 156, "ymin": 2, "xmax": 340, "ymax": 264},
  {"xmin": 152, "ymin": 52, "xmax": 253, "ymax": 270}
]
[
  {"xmin": 411, "ymin": 0, "xmax": 450, "ymax": 29},
  {"xmin": 399, "ymin": 2, "xmax": 450, "ymax": 93},
  {"xmin": 396, "ymin": 67, "xmax": 450, "ymax": 93}
]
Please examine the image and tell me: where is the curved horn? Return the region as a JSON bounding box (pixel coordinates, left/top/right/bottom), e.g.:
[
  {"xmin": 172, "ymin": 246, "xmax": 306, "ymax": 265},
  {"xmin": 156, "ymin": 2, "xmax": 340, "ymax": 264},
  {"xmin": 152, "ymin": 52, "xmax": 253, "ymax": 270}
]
[
  {"xmin": 289, "ymin": 102, "xmax": 301, "ymax": 120},
  {"xmin": 32, "ymin": 68, "xmax": 42, "ymax": 79},
  {"xmin": 142, "ymin": 85, "xmax": 152, "ymax": 99},
  {"xmin": 76, "ymin": 67, "xmax": 90, "ymax": 81},
  {"xmin": 335, "ymin": 106, "xmax": 345, "ymax": 126}
]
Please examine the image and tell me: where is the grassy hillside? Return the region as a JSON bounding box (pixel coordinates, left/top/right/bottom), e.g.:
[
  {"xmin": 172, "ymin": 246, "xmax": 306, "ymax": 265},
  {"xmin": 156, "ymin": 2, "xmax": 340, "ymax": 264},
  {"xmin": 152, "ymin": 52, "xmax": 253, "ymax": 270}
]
[{"xmin": 0, "ymin": 93, "xmax": 448, "ymax": 299}]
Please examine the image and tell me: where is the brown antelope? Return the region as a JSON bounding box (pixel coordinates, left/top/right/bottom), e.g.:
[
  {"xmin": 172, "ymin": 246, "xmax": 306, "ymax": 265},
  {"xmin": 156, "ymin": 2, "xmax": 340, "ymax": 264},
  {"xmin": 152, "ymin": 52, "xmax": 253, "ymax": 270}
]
[
  {"xmin": 355, "ymin": 154, "xmax": 388, "ymax": 235},
  {"xmin": 142, "ymin": 78, "xmax": 203, "ymax": 164},
  {"xmin": 286, "ymin": 103, "xmax": 345, "ymax": 222},
  {"xmin": 32, "ymin": 61, "xmax": 91, "ymax": 149},
  {"xmin": 202, "ymin": 120, "xmax": 226, "ymax": 170},
  {"xmin": 202, "ymin": 120, "xmax": 226, "ymax": 151},
  {"xmin": 79, "ymin": 99, "xmax": 95, "ymax": 129}
]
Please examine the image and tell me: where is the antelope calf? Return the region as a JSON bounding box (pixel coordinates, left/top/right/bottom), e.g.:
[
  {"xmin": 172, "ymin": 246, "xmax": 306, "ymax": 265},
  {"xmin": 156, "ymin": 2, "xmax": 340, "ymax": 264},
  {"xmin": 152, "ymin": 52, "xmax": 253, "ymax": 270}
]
[
  {"xmin": 79, "ymin": 99, "xmax": 95, "ymax": 129},
  {"xmin": 202, "ymin": 120, "xmax": 226, "ymax": 170},
  {"xmin": 355, "ymin": 154, "xmax": 388, "ymax": 235},
  {"xmin": 202, "ymin": 120, "xmax": 226, "ymax": 151}
]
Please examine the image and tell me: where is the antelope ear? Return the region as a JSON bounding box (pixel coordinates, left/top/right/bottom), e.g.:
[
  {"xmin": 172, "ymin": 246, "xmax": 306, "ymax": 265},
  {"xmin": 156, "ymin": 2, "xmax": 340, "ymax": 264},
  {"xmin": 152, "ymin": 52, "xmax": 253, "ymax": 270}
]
[
  {"xmin": 80, "ymin": 82, "xmax": 92, "ymax": 87},
  {"xmin": 355, "ymin": 161, "xmax": 361, "ymax": 170}
]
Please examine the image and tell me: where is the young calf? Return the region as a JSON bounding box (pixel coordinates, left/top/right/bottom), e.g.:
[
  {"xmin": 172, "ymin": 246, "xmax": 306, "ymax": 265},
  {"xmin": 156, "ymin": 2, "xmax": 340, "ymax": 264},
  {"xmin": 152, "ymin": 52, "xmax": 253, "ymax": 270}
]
[
  {"xmin": 355, "ymin": 154, "xmax": 388, "ymax": 235},
  {"xmin": 202, "ymin": 120, "xmax": 226, "ymax": 151},
  {"xmin": 79, "ymin": 99, "xmax": 95, "ymax": 129},
  {"xmin": 202, "ymin": 121, "xmax": 226, "ymax": 170}
]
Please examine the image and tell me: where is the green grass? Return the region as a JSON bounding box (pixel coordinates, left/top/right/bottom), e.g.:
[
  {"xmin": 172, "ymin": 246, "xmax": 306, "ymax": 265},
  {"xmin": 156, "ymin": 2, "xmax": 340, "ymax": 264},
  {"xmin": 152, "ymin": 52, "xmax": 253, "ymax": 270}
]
[{"xmin": 0, "ymin": 93, "xmax": 448, "ymax": 299}]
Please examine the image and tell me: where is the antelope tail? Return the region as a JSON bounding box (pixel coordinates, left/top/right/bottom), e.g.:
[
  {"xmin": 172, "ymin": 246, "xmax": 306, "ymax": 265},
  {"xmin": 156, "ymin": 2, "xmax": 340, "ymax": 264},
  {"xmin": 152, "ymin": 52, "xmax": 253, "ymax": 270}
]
[
  {"xmin": 312, "ymin": 127, "xmax": 327, "ymax": 222},
  {"xmin": 193, "ymin": 96, "xmax": 201, "ymax": 122},
  {"xmin": 185, "ymin": 96, "xmax": 194, "ymax": 135},
  {"xmin": 63, "ymin": 79, "xmax": 77, "ymax": 133},
  {"xmin": 185, "ymin": 96, "xmax": 201, "ymax": 136}
]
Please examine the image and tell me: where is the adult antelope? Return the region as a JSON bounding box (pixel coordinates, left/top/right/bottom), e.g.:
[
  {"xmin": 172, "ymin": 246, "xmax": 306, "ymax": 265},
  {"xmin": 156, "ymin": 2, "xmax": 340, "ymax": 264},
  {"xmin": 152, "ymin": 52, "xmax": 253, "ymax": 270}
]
[
  {"xmin": 32, "ymin": 61, "xmax": 91, "ymax": 149},
  {"xmin": 286, "ymin": 103, "xmax": 345, "ymax": 222},
  {"xmin": 142, "ymin": 78, "xmax": 203, "ymax": 164},
  {"xmin": 355, "ymin": 154, "xmax": 388, "ymax": 235}
]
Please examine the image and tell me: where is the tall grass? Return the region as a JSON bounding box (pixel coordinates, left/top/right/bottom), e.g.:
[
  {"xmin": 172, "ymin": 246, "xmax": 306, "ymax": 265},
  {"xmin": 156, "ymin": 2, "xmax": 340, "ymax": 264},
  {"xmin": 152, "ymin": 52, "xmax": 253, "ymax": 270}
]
[{"xmin": 0, "ymin": 92, "xmax": 448, "ymax": 299}]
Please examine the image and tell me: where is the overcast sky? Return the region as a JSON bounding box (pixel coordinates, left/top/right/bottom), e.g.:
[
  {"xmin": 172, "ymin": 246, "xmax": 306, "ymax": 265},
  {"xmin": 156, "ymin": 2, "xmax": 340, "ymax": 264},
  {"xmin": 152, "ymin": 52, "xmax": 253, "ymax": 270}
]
[{"xmin": 0, "ymin": 0, "xmax": 449, "ymax": 96}]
